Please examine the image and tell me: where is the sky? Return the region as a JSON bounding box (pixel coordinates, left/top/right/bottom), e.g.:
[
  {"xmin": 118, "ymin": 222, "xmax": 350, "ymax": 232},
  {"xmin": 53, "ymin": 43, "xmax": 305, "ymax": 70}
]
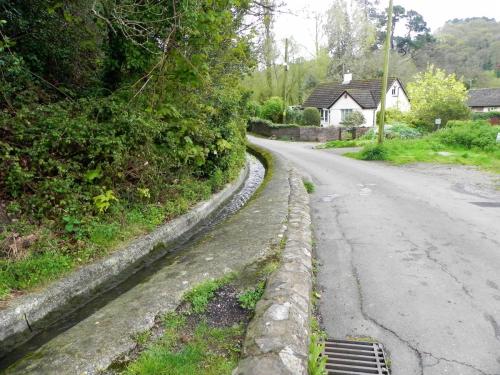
[{"xmin": 273, "ymin": 0, "xmax": 500, "ymax": 59}]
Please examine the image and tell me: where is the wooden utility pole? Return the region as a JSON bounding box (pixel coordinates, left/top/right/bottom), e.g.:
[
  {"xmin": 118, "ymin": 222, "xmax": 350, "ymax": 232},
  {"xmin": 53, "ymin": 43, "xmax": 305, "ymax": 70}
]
[
  {"xmin": 282, "ymin": 38, "xmax": 289, "ymax": 124},
  {"xmin": 377, "ymin": 0, "xmax": 393, "ymax": 144},
  {"xmin": 263, "ymin": 0, "xmax": 274, "ymax": 95},
  {"xmin": 314, "ymin": 13, "xmax": 321, "ymax": 58}
]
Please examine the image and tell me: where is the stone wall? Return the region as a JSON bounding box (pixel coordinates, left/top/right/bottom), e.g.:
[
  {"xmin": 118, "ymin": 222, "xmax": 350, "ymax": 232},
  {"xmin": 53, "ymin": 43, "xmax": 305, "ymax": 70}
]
[
  {"xmin": 234, "ymin": 167, "xmax": 313, "ymax": 375},
  {"xmin": 248, "ymin": 119, "xmax": 370, "ymax": 142}
]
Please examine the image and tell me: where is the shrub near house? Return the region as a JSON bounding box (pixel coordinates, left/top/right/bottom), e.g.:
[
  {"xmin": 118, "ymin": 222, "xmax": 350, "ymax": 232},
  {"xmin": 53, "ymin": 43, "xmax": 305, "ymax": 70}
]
[
  {"xmin": 407, "ymin": 66, "xmax": 470, "ymax": 130},
  {"xmin": 303, "ymin": 107, "xmax": 321, "ymax": 126}
]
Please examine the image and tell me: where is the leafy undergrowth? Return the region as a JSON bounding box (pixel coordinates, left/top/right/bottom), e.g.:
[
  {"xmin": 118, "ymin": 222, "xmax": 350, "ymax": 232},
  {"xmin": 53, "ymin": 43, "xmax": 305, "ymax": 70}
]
[
  {"xmin": 347, "ymin": 121, "xmax": 500, "ymax": 174},
  {"xmin": 0, "ymin": 176, "xmax": 230, "ymax": 301}
]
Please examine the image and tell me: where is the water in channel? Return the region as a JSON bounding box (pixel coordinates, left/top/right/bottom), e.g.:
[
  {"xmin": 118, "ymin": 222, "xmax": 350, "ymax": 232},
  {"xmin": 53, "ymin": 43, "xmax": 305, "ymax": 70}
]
[{"xmin": 0, "ymin": 154, "xmax": 265, "ymax": 369}]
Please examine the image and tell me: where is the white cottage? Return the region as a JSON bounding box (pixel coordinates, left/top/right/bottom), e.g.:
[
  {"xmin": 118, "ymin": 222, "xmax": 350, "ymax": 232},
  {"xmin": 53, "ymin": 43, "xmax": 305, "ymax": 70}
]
[{"xmin": 302, "ymin": 73, "xmax": 411, "ymax": 127}]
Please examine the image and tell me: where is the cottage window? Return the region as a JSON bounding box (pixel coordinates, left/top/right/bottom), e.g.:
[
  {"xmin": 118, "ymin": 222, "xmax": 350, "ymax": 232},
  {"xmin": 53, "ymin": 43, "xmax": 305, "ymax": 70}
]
[
  {"xmin": 391, "ymin": 86, "xmax": 398, "ymax": 96},
  {"xmin": 341, "ymin": 109, "xmax": 353, "ymax": 122},
  {"xmin": 320, "ymin": 109, "xmax": 329, "ymax": 123}
]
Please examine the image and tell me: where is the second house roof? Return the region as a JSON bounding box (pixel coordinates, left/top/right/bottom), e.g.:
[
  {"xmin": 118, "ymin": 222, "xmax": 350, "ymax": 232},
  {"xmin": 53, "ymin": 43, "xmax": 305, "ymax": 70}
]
[{"xmin": 303, "ymin": 78, "xmax": 402, "ymax": 109}]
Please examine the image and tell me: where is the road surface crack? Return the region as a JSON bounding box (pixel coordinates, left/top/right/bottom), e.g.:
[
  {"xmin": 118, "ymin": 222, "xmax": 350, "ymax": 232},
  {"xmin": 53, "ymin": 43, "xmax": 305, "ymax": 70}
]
[
  {"xmin": 423, "ymin": 242, "xmax": 474, "ymax": 299},
  {"xmin": 420, "ymin": 352, "xmax": 493, "ymax": 375},
  {"xmin": 333, "ymin": 209, "xmax": 492, "ymax": 375}
]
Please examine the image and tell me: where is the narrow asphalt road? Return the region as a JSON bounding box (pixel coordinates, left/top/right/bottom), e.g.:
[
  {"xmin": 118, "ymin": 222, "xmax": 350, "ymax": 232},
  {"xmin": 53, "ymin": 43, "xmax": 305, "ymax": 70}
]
[{"xmin": 249, "ymin": 136, "xmax": 500, "ymax": 375}]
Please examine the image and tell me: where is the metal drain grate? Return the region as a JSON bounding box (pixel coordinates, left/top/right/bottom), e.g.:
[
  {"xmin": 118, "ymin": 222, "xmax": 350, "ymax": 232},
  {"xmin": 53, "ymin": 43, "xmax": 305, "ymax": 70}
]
[
  {"xmin": 323, "ymin": 339, "xmax": 390, "ymax": 375},
  {"xmin": 470, "ymin": 202, "xmax": 500, "ymax": 208}
]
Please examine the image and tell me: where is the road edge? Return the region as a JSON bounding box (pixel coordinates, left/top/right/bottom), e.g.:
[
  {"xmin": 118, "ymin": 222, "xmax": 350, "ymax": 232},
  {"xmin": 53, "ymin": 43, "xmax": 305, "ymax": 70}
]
[{"xmin": 234, "ymin": 163, "xmax": 313, "ymax": 375}]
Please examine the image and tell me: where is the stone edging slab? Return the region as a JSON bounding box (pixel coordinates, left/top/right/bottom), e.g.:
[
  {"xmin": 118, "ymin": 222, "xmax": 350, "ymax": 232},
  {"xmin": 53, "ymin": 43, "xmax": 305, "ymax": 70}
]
[
  {"xmin": 234, "ymin": 166, "xmax": 312, "ymax": 375},
  {"xmin": 0, "ymin": 162, "xmax": 250, "ymax": 358}
]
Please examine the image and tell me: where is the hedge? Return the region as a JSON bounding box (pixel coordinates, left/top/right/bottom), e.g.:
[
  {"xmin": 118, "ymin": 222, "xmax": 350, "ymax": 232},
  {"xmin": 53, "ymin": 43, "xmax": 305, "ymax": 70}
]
[{"xmin": 248, "ymin": 117, "xmax": 300, "ymax": 129}]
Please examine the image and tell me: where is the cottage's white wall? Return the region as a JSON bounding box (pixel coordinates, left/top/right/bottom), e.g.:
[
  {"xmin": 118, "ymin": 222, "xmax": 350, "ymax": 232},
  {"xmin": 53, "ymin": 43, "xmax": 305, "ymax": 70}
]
[
  {"xmin": 473, "ymin": 106, "xmax": 500, "ymax": 112},
  {"xmin": 327, "ymin": 94, "xmax": 363, "ymax": 127},
  {"xmin": 364, "ymin": 109, "xmax": 377, "ymax": 127},
  {"xmin": 318, "ymin": 80, "xmax": 411, "ymax": 127},
  {"xmin": 381, "ymin": 81, "xmax": 411, "ymax": 112}
]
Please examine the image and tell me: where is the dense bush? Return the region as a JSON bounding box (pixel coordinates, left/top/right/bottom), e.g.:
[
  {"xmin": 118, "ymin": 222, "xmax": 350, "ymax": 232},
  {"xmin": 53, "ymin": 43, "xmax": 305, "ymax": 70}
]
[
  {"xmin": 471, "ymin": 111, "xmax": 500, "ymax": 120},
  {"xmin": 407, "ymin": 66, "xmax": 471, "ymax": 130},
  {"xmin": 358, "ymin": 144, "xmax": 388, "ymax": 160},
  {"xmin": 0, "ymin": 0, "xmax": 257, "ymax": 298},
  {"xmin": 472, "ymin": 111, "xmax": 500, "ymax": 124},
  {"xmin": 246, "ymin": 101, "xmax": 262, "ymax": 118},
  {"xmin": 376, "ymin": 108, "xmax": 409, "ymax": 125},
  {"xmin": 0, "ymin": 97, "xmax": 246, "ymax": 220},
  {"xmin": 341, "ymin": 111, "xmax": 365, "ymax": 128},
  {"xmin": 385, "ymin": 123, "xmax": 422, "ymax": 139},
  {"xmin": 438, "ymin": 120, "xmax": 499, "ymax": 150},
  {"xmin": 286, "ymin": 107, "xmax": 303, "ymax": 125},
  {"xmin": 261, "ymin": 97, "xmax": 284, "ymax": 123},
  {"xmin": 303, "ymin": 107, "xmax": 321, "ymax": 126},
  {"xmin": 247, "ymin": 117, "xmax": 299, "ymax": 129}
]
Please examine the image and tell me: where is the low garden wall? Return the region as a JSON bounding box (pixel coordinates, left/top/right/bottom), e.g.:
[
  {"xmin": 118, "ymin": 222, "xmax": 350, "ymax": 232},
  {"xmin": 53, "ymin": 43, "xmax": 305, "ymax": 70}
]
[{"xmin": 248, "ymin": 118, "xmax": 370, "ymax": 142}]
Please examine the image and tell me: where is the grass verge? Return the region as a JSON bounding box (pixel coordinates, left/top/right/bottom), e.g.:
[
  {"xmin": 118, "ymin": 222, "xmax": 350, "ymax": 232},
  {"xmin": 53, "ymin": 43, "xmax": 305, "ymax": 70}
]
[
  {"xmin": 345, "ymin": 121, "xmax": 500, "ymax": 174},
  {"xmin": 346, "ymin": 139, "xmax": 500, "ymax": 173},
  {"xmin": 303, "ymin": 180, "xmax": 315, "ymax": 194},
  {"xmin": 316, "ymin": 139, "xmax": 371, "ymax": 149},
  {"xmin": 125, "ymin": 313, "xmax": 244, "ymax": 375}
]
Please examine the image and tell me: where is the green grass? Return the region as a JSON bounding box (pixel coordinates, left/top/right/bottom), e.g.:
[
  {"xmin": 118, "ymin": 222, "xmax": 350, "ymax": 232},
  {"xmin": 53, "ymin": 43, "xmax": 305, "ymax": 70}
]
[
  {"xmin": 346, "ymin": 138, "xmax": 500, "ymax": 174},
  {"xmin": 125, "ymin": 317, "xmax": 243, "ymax": 375},
  {"xmin": 123, "ymin": 276, "xmax": 252, "ymax": 375},
  {"xmin": 0, "ymin": 251, "xmax": 74, "ymax": 299},
  {"xmin": 317, "ymin": 139, "xmax": 371, "ymax": 149},
  {"xmin": 303, "ymin": 180, "xmax": 315, "ymax": 194},
  {"xmin": 183, "ymin": 274, "xmax": 234, "ymax": 313},
  {"xmin": 238, "ymin": 280, "xmax": 265, "ymax": 310}
]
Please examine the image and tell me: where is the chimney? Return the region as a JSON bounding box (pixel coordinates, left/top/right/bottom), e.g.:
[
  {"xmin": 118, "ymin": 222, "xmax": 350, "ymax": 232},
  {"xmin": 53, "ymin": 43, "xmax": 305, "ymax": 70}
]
[{"xmin": 342, "ymin": 71, "xmax": 352, "ymax": 84}]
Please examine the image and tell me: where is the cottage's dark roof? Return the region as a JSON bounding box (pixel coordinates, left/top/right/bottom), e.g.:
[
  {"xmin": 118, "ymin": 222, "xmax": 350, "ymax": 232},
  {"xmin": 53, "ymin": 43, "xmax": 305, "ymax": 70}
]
[
  {"xmin": 303, "ymin": 77, "xmax": 401, "ymax": 109},
  {"xmin": 468, "ymin": 88, "xmax": 500, "ymax": 107}
]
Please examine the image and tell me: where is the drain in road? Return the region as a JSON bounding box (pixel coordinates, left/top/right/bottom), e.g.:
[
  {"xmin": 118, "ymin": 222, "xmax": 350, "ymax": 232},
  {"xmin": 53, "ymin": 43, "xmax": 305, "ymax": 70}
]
[
  {"xmin": 470, "ymin": 202, "xmax": 500, "ymax": 207},
  {"xmin": 323, "ymin": 339, "xmax": 390, "ymax": 374}
]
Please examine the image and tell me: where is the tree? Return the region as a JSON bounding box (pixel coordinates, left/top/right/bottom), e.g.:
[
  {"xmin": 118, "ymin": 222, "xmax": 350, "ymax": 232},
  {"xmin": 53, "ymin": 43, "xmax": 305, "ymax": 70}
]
[
  {"xmin": 341, "ymin": 110, "xmax": 365, "ymax": 127},
  {"xmin": 373, "ymin": 4, "xmax": 405, "ymax": 49},
  {"xmin": 413, "ymin": 18, "xmax": 500, "ymax": 87},
  {"xmin": 407, "ymin": 66, "xmax": 470, "ymax": 130},
  {"xmin": 261, "ymin": 96, "xmax": 284, "ymax": 123},
  {"xmin": 394, "ymin": 10, "xmax": 430, "ymax": 55},
  {"xmin": 303, "ymin": 107, "xmax": 321, "ymax": 126},
  {"xmin": 324, "ymin": 0, "xmax": 375, "ymax": 79},
  {"xmin": 261, "ymin": 0, "xmax": 277, "ymax": 96},
  {"xmin": 341, "ymin": 110, "xmax": 365, "ymax": 137}
]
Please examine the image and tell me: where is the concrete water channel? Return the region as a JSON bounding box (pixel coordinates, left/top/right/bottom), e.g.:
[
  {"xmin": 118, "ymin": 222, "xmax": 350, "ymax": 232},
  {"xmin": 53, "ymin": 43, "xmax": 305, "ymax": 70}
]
[{"xmin": 1, "ymin": 154, "xmax": 267, "ymax": 374}]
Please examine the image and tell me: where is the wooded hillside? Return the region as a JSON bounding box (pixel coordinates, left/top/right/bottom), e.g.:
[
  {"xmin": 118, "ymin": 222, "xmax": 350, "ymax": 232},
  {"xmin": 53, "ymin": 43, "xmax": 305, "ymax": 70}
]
[{"xmin": 244, "ymin": 0, "xmax": 500, "ymax": 103}]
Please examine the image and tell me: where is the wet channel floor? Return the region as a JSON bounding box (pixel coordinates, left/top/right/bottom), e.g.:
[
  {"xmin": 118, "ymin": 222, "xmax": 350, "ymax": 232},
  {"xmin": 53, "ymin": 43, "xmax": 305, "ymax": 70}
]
[{"xmin": 0, "ymin": 154, "xmax": 265, "ymax": 370}]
